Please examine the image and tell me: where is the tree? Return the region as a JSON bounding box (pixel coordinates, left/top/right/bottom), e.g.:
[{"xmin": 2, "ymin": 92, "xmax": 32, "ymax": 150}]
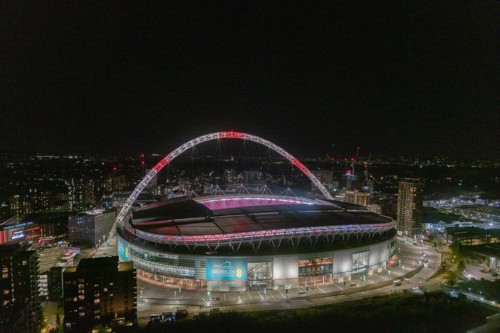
[{"xmin": 457, "ymin": 260, "xmax": 465, "ymax": 274}]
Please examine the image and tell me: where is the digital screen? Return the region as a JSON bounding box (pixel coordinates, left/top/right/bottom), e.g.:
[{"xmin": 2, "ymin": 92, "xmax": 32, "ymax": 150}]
[
  {"xmin": 11, "ymin": 230, "xmax": 25, "ymax": 240},
  {"xmin": 206, "ymin": 258, "xmax": 247, "ymax": 281},
  {"xmin": 67, "ymin": 247, "xmax": 80, "ymax": 255},
  {"xmin": 117, "ymin": 236, "xmax": 130, "ymax": 262}
]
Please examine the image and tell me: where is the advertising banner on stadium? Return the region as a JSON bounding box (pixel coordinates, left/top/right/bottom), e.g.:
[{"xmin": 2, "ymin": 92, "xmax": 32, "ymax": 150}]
[
  {"xmin": 206, "ymin": 258, "xmax": 247, "ymax": 281},
  {"xmin": 117, "ymin": 236, "xmax": 130, "ymax": 262}
]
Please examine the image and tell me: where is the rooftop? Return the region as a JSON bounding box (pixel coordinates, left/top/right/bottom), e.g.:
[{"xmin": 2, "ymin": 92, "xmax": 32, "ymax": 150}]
[{"xmin": 132, "ymin": 198, "xmax": 392, "ymax": 237}]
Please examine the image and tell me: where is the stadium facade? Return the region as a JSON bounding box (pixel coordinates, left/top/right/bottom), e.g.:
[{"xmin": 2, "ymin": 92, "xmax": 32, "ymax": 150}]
[{"xmin": 117, "ymin": 194, "xmax": 397, "ymax": 291}]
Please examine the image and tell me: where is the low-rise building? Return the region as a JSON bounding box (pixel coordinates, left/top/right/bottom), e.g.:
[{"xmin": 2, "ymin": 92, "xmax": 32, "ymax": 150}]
[{"xmin": 68, "ymin": 209, "xmax": 115, "ymax": 247}]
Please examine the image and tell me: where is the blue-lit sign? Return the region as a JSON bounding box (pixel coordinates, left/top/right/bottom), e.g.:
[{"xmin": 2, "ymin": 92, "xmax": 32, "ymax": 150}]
[
  {"xmin": 206, "ymin": 258, "xmax": 247, "ymax": 281},
  {"xmin": 11, "ymin": 230, "xmax": 25, "ymax": 240},
  {"xmin": 117, "ymin": 237, "xmax": 130, "ymax": 262}
]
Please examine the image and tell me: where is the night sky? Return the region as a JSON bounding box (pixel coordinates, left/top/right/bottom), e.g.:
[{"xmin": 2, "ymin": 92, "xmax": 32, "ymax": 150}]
[{"xmin": 0, "ymin": 2, "xmax": 496, "ymax": 156}]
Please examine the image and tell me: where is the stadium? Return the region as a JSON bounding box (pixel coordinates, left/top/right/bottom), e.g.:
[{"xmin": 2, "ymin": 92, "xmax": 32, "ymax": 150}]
[{"xmin": 113, "ymin": 132, "xmax": 397, "ymax": 291}]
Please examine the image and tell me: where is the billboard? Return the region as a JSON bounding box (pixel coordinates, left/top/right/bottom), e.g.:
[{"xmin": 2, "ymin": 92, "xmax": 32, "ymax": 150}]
[
  {"xmin": 117, "ymin": 236, "xmax": 130, "ymax": 262},
  {"xmin": 206, "ymin": 258, "xmax": 247, "ymax": 281},
  {"xmin": 11, "ymin": 229, "xmax": 25, "ymax": 241}
]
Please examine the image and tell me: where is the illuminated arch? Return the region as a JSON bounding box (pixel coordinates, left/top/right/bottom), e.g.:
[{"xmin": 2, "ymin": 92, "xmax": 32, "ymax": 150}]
[{"xmin": 110, "ymin": 131, "xmax": 333, "ymax": 236}]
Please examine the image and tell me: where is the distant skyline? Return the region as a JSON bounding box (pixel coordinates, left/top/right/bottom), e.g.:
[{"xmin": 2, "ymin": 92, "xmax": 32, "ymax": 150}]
[{"xmin": 0, "ymin": 2, "xmax": 496, "ymax": 156}]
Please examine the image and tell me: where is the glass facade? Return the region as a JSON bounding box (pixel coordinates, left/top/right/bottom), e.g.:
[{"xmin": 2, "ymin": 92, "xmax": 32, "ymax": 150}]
[
  {"xmin": 298, "ymin": 257, "xmax": 333, "ymax": 277},
  {"xmin": 247, "ymin": 261, "xmax": 273, "ymax": 290},
  {"xmin": 119, "ymin": 233, "xmax": 397, "ymax": 290},
  {"xmin": 352, "ymin": 251, "xmax": 369, "ymax": 273}
]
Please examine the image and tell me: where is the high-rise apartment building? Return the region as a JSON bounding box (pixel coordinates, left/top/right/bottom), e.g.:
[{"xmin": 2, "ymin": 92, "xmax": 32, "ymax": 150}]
[
  {"xmin": 397, "ymin": 179, "xmax": 424, "ymax": 237},
  {"xmin": 0, "ymin": 244, "xmax": 41, "ymax": 333},
  {"xmin": 63, "ymin": 256, "xmax": 137, "ymax": 332}
]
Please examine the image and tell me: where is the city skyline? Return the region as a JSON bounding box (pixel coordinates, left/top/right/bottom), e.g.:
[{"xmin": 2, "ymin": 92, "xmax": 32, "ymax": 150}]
[{"xmin": 0, "ymin": 2, "xmax": 496, "ymax": 156}]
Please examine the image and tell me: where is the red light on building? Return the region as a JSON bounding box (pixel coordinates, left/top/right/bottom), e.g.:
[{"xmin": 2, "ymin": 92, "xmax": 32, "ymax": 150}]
[
  {"xmin": 113, "ymin": 166, "xmax": 117, "ymax": 172},
  {"xmin": 141, "ymin": 161, "xmax": 145, "ymax": 165}
]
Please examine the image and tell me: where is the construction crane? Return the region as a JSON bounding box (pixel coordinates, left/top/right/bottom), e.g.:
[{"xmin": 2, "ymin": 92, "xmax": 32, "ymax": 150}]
[
  {"xmin": 352, "ymin": 146, "xmax": 360, "ymax": 175},
  {"xmin": 364, "ymin": 152, "xmax": 371, "ymax": 186}
]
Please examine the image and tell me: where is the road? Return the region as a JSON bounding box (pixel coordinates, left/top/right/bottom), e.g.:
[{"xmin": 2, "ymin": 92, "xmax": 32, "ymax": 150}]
[{"xmin": 136, "ymin": 238, "xmax": 442, "ymax": 319}]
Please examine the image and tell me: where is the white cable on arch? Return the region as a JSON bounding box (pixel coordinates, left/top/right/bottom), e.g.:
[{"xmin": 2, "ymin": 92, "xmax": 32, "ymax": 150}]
[{"xmin": 110, "ymin": 131, "xmax": 333, "ymax": 237}]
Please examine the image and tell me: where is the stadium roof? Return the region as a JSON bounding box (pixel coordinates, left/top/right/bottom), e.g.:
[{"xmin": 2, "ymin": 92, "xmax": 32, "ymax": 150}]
[{"xmin": 132, "ymin": 198, "xmax": 392, "ymax": 237}]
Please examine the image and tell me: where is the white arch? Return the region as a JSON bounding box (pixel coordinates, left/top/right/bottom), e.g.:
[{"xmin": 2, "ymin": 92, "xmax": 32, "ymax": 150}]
[{"xmin": 110, "ymin": 131, "xmax": 333, "ymax": 236}]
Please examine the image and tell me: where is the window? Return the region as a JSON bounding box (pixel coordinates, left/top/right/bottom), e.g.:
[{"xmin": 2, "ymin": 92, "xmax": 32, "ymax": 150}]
[
  {"xmin": 352, "ymin": 251, "xmax": 369, "ymax": 273},
  {"xmin": 299, "ymin": 257, "xmax": 333, "ymax": 277},
  {"xmin": 247, "ymin": 261, "xmax": 273, "ymax": 281}
]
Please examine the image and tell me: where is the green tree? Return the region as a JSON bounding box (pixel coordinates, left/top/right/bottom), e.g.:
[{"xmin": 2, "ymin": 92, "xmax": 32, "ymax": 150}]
[{"xmin": 457, "ymin": 260, "xmax": 465, "ymax": 274}]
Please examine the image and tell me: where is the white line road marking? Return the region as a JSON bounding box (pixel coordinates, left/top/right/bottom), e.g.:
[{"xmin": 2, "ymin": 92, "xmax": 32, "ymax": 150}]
[
  {"xmin": 375, "ymin": 274, "xmax": 389, "ymax": 281},
  {"xmin": 332, "ymin": 283, "xmax": 343, "ymax": 290}
]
